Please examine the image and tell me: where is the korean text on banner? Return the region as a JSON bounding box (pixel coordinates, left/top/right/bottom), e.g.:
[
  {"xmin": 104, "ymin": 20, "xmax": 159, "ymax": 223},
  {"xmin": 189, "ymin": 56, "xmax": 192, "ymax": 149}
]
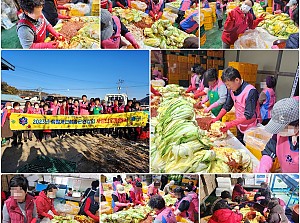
[{"xmin": 10, "ymin": 112, "xmax": 148, "ymax": 130}]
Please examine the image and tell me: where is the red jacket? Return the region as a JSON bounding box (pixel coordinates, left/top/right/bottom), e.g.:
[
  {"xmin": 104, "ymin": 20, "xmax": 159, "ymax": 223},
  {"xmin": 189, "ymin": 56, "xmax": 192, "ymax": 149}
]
[
  {"xmin": 84, "ymin": 197, "xmax": 99, "ymax": 222},
  {"xmin": 222, "ymin": 7, "xmax": 255, "ymax": 45},
  {"xmin": 58, "ymin": 106, "xmax": 69, "ymax": 115},
  {"xmin": 5, "ymin": 194, "xmax": 36, "ymax": 223},
  {"xmin": 208, "ymin": 209, "xmax": 243, "ymax": 223},
  {"xmin": 35, "ymin": 191, "xmax": 58, "ymax": 219}
]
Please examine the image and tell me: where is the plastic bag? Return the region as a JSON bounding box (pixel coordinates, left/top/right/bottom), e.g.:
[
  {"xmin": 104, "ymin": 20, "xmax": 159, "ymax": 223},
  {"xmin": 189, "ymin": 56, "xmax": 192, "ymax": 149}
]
[
  {"xmin": 1, "ymin": 13, "xmax": 15, "ymax": 30},
  {"xmin": 131, "ymin": 1, "xmax": 147, "ymax": 12},
  {"xmin": 234, "ymin": 29, "xmax": 270, "ymax": 48},
  {"xmin": 244, "ymin": 126, "xmax": 273, "ymax": 150},
  {"xmin": 63, "ymin": 3, "xmax": 91, "ymax": 15}
]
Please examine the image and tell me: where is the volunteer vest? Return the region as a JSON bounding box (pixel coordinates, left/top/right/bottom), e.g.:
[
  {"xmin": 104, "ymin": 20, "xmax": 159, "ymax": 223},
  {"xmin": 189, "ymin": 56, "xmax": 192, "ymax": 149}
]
[
  {"xmin": 80, "ymin": 102, "xmax": 89, "ymax": 115},
  {"xmin": 155, "ymin": 207, "xmax": 177, "ymax": 223},
  {"xmin": 179, "ymin": 0, "xmax": 191, "ymax": 11},
  {"xmin": 101, "ymin": 16, "xmax": 121, "ymax": 49},
  {"xmin": 129, "ymin": 187, "xmax": 143, "ymax": 203},
  {"xmin": 230, "ymin": 84, "xmax": 261, "ymax": 133},
  {"xmin": 5, "ymin": 195, "xmax": 35, "ymax": 223},
  {"xmin": 261, "ymin": 88, "xmax": 276, "ymax": 120},
  {"xmin": 276, "ymin": 134, "xmax": 299, "ymax": 173},
  {"xmin": 151, "ymin": 0, "xmax": 163, "ymax": 14},
  {"xmin": 175, "ymin": 196, "xmax": 192, "ymax": 219},
  {"xmin": 112, "ymin": 191, "xmax": 127, "ymax": 212},
  {"xmin": 147, "ymin": 184, "xmax": 159, "ymax": 196},
  {"xmin": 180, "ymin": 11, "xmax": 199, "ymax": 33},
  {"xmin": 18, "ymin": 15, "xmax": 47, "ymax": 44}
]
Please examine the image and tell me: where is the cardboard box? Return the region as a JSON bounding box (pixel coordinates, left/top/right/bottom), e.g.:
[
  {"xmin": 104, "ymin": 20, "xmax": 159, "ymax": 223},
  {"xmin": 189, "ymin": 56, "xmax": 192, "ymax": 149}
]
[
  {"xmin": 178, "ymin": 55, "xmax": 188, "ymax": 63},
  {"xmin": 188, "ymin": 55, "xmax": 196, "ymax": 64},
  {"xmin": 166, "ymin": 54, "xmax": 178, "ymax": 63},
  {"xmin": 195, "ymin": 55, "xmax": 201, "ymax": 64}
]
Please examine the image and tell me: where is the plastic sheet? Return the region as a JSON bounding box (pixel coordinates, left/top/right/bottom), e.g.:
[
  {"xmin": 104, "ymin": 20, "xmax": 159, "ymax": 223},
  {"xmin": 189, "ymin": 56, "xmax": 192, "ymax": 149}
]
[
  {"xmin": 234, "ymin": 28, "xmax": 277, "ymax": 49},
  {"xmin": 244, "ymin": 125, "xmax": 273, "ymax": 151}
]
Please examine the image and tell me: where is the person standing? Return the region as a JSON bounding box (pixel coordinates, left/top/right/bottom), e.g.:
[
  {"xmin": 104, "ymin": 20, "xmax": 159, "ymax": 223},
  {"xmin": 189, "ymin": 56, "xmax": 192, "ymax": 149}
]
[
  {"xmin": 259, "ymin": 76, "xmax": 277, "ymax": 125},
  {"xmin": 129, "ymin": 182, "xmax": 145, "ymax": 206},
  {"xmin": 112, "ymin": 185, "xmax": 131, "ymax": 212},
  {"xmin": 11, "ymin": 102, "xmax": 24, "ymax": 146},
  {"xmin": 79, "ymin": 189, "xmax": 99, "ymax": 222},
  {"xmin": 211, "ymin": 67, "xmax": 261, "ymax": 145},
  {"xmin": 163, "ymin": 180, "xmax": 175, "ymax": 195},
  {"xmin": 201, "ymin": 68, "xmax": 227, "ymax": 117},
  {"xmin": 23, "ymin": 101, "xmax": 33, "ymax": 142},
  {"xmin": 232, "ymin": 177, "xmax": 249, "ymax": 203},
  {"xmin": 174, "ymin": 187, "xmax": 194, "ymax": 221},
  {"xmin": 221, "ymin": 0, "xmax": 265, "ymax": 48}
]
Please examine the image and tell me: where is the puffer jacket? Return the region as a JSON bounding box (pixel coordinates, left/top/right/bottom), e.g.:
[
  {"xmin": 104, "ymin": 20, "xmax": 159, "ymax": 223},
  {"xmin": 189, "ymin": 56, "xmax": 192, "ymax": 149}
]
[
  {"xmin": 267, "ymin": 199, "xmax": 289, "ymax": 223},
  {"xmin": 286, "ymin": 33, "xmax": 299, "ymax": 49}
]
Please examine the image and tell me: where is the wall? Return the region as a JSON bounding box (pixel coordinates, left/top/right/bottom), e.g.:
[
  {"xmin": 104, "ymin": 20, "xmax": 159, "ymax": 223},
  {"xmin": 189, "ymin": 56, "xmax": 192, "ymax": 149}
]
[{"xmin": 224, "ymin": 50, "xmax": 298, "ymax": 100}]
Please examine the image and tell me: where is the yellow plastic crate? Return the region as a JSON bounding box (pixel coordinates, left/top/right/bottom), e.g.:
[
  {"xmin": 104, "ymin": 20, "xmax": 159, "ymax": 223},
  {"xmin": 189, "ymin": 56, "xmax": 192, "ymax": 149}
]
[
  {"xmin": 66, "ymin": 201, "xmax": 79, "ymax": 207},
  {"xmin": 246, "ymin": 144, "xmax": 281, "ymax": 172},
  {"xmin": 213, "ymin": 15, "xmax": 216, "ymax": 23},
  {"xmin": 69, "ymin": 9, "xmax": 84, "ymax": 16},
  {"xmin": 91, "ymin": 11, "xmax": 99, "ymax": 16},
  {"xmin": 218, "ymin": 70, "xmax": 223, "ymax": 79},
  {"xmin": 204, "ymin": 23, "xmax": 213, "ymax": 31},
  {"xmin": 201, "ymin": 8, "xmax": 213, "ymax": 17},
  {"xmin": 204, "ymin": 16, "xmax": 213, "ymax": 23}
]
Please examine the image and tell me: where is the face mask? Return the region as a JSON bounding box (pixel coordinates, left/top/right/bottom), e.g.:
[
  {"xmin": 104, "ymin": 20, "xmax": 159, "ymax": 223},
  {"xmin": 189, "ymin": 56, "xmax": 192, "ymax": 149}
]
[
  {"xmin": 48, "ymin": 194, "xmax": 56, "ymax": 199},
  {"xmin": 241, "ymin": 3, "xmax": 251, "ymax": 13},
  {"xmin": 35, "ymin": 106, "xmax": 39, "ymax": 109},
  {"xmin": 12, "ymin": 192, "xmax": 24, "ymax": 197},
  {"xmin": 7, "ymin": 106, "xmax": 12, "ymax": 110},
  {"xmin": 15, "ymin": 107, "xmax": 20, "ymax": 110},
  {"xmin": 279, "ymin": 126, "xmax": 299, "ymax": 137}
]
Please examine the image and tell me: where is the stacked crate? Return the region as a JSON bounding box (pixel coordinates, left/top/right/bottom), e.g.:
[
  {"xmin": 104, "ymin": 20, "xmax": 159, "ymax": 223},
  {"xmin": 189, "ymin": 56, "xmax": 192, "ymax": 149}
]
[
  {"xmin": 200, "ymin": 13, "xmax": 206, "ymax": 46},
  {"xmin": 228, "ymin": 62, "xmax": 258, "ymax": 87},
  {"xmin": 266, "ymin": 6, "xmax": 272, "ymax": 13},
  {"xmin": 165, "ymin": 52, "xmax": 201, "ymax": 85},
  {"xmin": 91, "ymin": 0, "xmax": 100, "ymax": 16},
  {"xmin": 267, "ymin": 0, "xmax": 273, "ymax": 8},
  {"xmin": 202, "ymin": 8, "xmax": 213, "ymax": 31},
  {"xmin": 226, "ymin": 2, "xmax": 238, "ymax": 14},
  {"xmin": 209, "ymin": 2, "xmax": 217, "ymax": 23}
]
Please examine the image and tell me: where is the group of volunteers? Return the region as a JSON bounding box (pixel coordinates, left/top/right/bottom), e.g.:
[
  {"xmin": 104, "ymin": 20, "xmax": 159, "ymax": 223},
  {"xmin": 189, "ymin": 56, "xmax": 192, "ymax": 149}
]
[
  {"xmin": 202, "ymin": 0, "xmax": 299, "ymax": 49},
  {"xmin": 2, "ymin": 176, "xmax": 100, "ymax": 222},
  {"xmin": 100, "ymin": 0, "xmax": 199, "ymax": 49},
  {"xmin": 160, "ymin": 63, "xmax": 298, "ymax": 173},
  {"xmin": 101, "ymin": 175, "xmax": 199, "ymax": 222},
  {"xmin": 209, "ymin": 177, "xmax": 288, "ymax": 223},
  {"xmin": 1, "ymin": 95, "xmax": 146, "ymax": 146},
  {"xmin": 15, "ymin": 0, "xmax": 73, "ymax": 49}
]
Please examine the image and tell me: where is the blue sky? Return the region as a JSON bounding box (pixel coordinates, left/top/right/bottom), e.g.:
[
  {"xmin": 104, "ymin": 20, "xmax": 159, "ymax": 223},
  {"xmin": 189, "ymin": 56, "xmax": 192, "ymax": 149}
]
[{"xmin": 1, "ymin": 50, "xmax": 150, "ymax": 100}]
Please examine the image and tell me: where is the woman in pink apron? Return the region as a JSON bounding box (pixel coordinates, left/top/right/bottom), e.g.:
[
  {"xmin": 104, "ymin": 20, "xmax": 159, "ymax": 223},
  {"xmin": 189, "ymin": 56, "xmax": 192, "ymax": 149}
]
[
  {"xmin": 258, "ymin": 97, "xmax": 299, "ymax": 173},
  {"xmin": 149, "ymin": 195, "xmax": 176, "ymax": 223},
  {"xmin": 148, "ymin": 0, "xmax": 165, "ymax": 21},
  {"xmin": 212, "ymin": 67, "xmax": 261, "ymax": 144},
  {"xmin": 174, "ymin": 187, "xmax": 194, "ymax": 221},
  {"xmin": 187, "ymin": 65, "xmax": 206, "ymax": 96},
  {"xmin": 147, "ymin": 181, "xmax": 161, "ymax": 197},
  {"xmin": 111, "ymin": 184, "xmax": 131, "ymax": 212}
]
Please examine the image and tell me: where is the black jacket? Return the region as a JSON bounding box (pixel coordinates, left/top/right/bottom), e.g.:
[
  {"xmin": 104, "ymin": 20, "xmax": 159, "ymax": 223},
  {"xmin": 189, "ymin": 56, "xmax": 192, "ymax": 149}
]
[{"xmin": 286, "ymin": 33, "xmax": 299, "ymax": 49}]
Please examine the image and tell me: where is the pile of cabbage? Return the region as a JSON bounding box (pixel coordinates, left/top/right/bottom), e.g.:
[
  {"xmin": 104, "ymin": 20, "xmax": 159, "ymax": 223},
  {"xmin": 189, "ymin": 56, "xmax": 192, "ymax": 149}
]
[{"xmin": 151, "ymin": 84, "xmax": 253, "ymax": 173}]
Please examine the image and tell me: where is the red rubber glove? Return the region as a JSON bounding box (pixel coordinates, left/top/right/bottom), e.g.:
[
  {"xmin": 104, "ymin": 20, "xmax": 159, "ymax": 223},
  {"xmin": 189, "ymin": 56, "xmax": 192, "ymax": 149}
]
[
  {"xmin": 194, "ymin": 90, "xmax": 206, "ymax": 99},
  {"xmin": 30, "ymin": 218, "xmax": 37, "ymax": 223},
  {"xmin": 211, "ymin": 108, "xmax": 227, "ymax": 122},
  {"xmin": 116, "ymin": 2, "xmax": 126, "ymax": 8},
  {"xmin": 45, "ymin": 214, "xmax": 54, "ymax": 220},
  {"xmin": 220, "ymin": 121, "xmax": 235, "ymax": 133},
  {"xmin": 30, "ymin": 42, "xmax": 58, "ymax": 49},
  {"xmin": 47, "ymin": 24, "xmax": 64, "ymax": 40},
  {"xmin": 252, "ymin": 15, "xmax": 265, "ymax": 29},
  {"xmin": 220, "ymin": 116, "xmax": 247, "ymax": 132},
  {"xmin": 258, "ymin": 155, "xmax": 273, "ymax": 173},
  {"xmin": 57, "ymin": 5, "xmax": 70, "ymax": 10},
  {"xmin": 151, "ymin": 85, "xmax": 162, "ymax": 96},
  {"xmin": 124, "ymin": 32, "xmax": 140, "ymax": 49},
  {"xmin": 157, "ymin": 11, "xmax": 163, "ymax": 20},
  {"xmin": 58, "ymin": 14, "xmax": 71, "ymax": 19},
  {"xmin": 149, "ymin": 11, "xmax": 155, "ymax": 19},
  {"xmin": 108, "ymin": 1, "xmax": 113, "ymax": 12}
]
